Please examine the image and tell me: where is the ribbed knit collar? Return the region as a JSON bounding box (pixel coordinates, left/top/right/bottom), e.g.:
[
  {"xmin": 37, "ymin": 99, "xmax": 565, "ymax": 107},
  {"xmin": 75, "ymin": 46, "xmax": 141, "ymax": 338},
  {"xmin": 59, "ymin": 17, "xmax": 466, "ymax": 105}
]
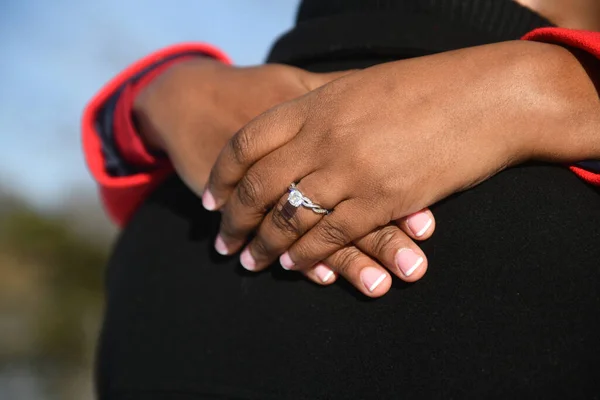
[
  {"xmin": 296, "ymin": 0, "xmax": 552, "ymax": 40},
  {"xmin": 267, "ymin": 0, "xmax": 553, "ymax": 65}
]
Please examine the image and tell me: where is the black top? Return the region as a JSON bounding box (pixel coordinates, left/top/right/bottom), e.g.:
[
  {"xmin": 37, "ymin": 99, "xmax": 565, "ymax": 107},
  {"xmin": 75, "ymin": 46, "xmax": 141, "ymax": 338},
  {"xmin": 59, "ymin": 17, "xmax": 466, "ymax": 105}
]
[
  {"xmin": 98, "ymin": 0, "xmax": 555, "ymax": 177},
  {"xmin": 267, "ymin": 0, "xmax": 552, "ymax": 65}
]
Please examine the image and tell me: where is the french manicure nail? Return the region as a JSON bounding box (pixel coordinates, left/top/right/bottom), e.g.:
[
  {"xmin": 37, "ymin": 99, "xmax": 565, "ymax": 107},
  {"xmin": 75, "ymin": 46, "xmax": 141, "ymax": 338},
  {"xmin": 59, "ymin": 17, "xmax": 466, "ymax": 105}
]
[
  {"xmin": 280, "ymin": 252, "xmax": 295, "ymax": 270},
  {"xmin": 240, "ymin": 247, "xmax": 257, "ymax": 271},
  {"xmin": 407, "ymin": 212, "xmax": 433, "ymax": 237},
  {"xmin": 314, "ymin": 263, "xmax": 334, "ymax": 283},
  {"xmin": 202, "ymin": 189, "xmax": 216, "ymax": 211},
  {"xmin": 360, "ymin": 267, "xmax": 387, "ymax": 293},
  {"xmin": 214, "ymin": 235, "xmax": 228, "ymax": 255},
  {"xmin": 395, "ymin": 248, "xmax": 424, "ymax": 277}
]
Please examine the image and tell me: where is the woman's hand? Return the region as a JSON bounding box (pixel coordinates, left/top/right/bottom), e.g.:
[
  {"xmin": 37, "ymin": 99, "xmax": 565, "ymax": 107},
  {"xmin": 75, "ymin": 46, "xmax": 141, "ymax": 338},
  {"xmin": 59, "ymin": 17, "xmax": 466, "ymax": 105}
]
[
  {"xmin": 206, "ymin": 40, "xmax": 600, "ymax": 276},
  {"xmin": 133, "ymin": 58, "xmax": 352, "ymax": 195},
  {"xmin": 299, "ymin": 208, "xmax": 436, "ymax": 296},
  {"xmin": 133, "ymin": 57, "xmax": 438, "ymax": 297}
]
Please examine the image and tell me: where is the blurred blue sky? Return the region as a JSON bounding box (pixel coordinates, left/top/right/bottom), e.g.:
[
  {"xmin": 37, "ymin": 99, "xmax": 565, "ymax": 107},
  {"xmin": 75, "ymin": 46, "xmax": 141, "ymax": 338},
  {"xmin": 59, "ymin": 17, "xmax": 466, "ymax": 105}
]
[{"xmin": 0, "ymin": 0, "xmax": 298, "ymax": 208}]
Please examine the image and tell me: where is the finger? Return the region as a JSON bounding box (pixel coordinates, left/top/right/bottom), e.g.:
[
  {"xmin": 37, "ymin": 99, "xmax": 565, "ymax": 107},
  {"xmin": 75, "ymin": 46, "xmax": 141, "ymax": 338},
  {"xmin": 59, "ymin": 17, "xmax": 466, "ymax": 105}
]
[
  {"xmin": 281, "ymin": 200, "xmax": 375, "ymax": 271},
  {"xmin": 354, "ymin": 225, "xmax": 428, "ymax": 282},
  {"xmin": 302, "ymin": 262, "xmax": 337, "ymax": 286},
  {"xmin": 242, "ymin": 173, "xmax": 343, "ymax": 270},
  {"xmin": 204, "ymin": 102, "xmax": 306, "ymax": 211},
  {"xmin": 324, "ymin": 246, "xmax": 391, "ymax": 297},
  {"xmin": 395, "ymin": 208, "xmax": 436, "ymax": 241},
  {"xmin": 216, "ymin": 143, "xmax": 310, "ymax": 254}
]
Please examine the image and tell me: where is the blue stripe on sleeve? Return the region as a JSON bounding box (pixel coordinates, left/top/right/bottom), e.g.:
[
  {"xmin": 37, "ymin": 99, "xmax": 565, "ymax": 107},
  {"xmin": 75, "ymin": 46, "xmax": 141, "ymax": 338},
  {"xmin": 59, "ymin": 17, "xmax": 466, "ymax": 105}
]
[
  {"xmin": 95, "ymin": 52, "xmax": 206, "ymax": 177},
  {"xmin": 576, "ymin": 161, "xmax": 600, "ymax": 173}
]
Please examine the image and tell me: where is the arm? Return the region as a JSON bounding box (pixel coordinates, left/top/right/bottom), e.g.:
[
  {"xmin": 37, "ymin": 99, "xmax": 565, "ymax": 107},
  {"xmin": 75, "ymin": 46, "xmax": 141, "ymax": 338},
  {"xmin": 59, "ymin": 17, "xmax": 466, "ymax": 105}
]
[
  {"xmin": 84, "ymin": 29, "xmax": 600, "ymax": 228},
  {"xmin": 523, "ymin": 27, "xmax": 600, "ymax": 185},
  {"xmin": 82, "ymin": 44, "xmax": 355, "ymax": 227},
  {"xmin": 81, "ymin": 43, "xmax": 231, "ymax": 226},
  {"xmin": 82, "ymin": 45, "xmax": 438, "ymax": 297},
  {"xmin": 206, "ymin": 37, "xmax": 600, "ymax": 278}
]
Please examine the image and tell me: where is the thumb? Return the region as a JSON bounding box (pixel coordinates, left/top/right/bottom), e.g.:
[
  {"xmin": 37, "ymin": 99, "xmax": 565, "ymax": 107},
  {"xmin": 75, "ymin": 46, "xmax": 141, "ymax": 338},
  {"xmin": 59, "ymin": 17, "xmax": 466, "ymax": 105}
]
[{"xmin": 305, "ymin": 69, "xmax": 358, "ymax": 90}]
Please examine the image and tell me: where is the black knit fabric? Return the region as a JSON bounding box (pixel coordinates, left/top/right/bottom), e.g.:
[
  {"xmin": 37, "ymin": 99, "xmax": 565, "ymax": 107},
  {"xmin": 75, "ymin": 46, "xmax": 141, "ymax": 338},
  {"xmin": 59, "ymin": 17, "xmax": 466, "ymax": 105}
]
[
  {"xmin": 96, "ymin": 1, "xmax": 599, "ymax": 399},
  {"xmin": 98, "ymin": 165, "xmax": 600, "ymax": 400},
  {"xmin": 295, "ymin": 0, "xmax": 551, "ymax": 37},
  {"xmin": 268, "ymin": 0, "xmax": 552, "ymax": 65}
]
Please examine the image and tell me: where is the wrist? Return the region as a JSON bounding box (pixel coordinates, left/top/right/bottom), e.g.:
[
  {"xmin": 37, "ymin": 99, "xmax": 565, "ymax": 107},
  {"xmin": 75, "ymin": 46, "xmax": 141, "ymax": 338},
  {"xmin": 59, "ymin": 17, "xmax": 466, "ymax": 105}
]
[
  {"xmin": 515, "ymin": 42, "xmax": 600, "ymax": 164},
  {"xmin": 132, "ymin": 57, "xmax": 231, "ymax": 153}
]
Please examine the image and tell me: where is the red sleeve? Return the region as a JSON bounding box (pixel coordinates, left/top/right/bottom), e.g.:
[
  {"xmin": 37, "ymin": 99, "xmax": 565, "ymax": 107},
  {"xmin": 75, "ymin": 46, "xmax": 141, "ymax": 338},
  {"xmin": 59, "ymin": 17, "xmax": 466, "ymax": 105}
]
[
  {"xmin": 81, "ymin": 43, "xmax": 231, "ymax": 227},
  {"xmin": 111, "ymin": 57, "xmax": 194, "ymax": 169},
  {"xmin": 522, "ymin": 28, "xmax": 600, "ymax": 186}
]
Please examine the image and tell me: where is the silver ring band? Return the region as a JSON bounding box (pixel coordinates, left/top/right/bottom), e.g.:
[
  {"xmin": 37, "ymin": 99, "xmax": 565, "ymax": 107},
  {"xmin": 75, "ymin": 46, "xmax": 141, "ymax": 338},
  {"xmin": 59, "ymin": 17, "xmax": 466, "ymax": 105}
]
[{"xmin": 287, "ymin": 183, "xmax": 331, "ymax": 215}]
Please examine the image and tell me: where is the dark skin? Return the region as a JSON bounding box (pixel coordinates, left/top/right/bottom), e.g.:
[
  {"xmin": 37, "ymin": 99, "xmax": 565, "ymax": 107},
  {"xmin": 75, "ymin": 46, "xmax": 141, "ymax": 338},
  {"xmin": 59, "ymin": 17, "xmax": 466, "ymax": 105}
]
[
  {"xmin": 135, "ymin": 57, "xmax": 437, "ymax": 294},
  {"xmin": 135, "ymin": 2, "xmax": 600, "ymax": 297},
  {"xmin": 207, "ymin": 40, "xmax": 600, "ymax": 296},
  {"xmin": 136, "ymin": 60, "xmax": 351, "ymax": 195},
  {"xmin": 516, "ymin": 0, "xmax": 600, "ymax": 30}
]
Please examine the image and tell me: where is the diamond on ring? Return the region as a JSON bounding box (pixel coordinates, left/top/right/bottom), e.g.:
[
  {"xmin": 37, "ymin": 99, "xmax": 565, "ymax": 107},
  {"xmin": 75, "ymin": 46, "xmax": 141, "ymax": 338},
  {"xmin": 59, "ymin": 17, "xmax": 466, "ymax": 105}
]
[
  {"xmin": 287, "ymin": 183, "xmax": 331, "ymax": 215},
  {"xmin": 288, "ymin": 189, "xmax": 304, "ymax": 208}
]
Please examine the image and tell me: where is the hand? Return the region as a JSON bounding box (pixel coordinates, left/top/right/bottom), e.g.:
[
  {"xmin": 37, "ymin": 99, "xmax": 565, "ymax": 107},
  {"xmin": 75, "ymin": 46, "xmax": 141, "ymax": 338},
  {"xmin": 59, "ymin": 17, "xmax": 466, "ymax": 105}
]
[
  {"xmin": 133, "ymin": 57, "xmax": 438, "ymax": 297},
  {"xmin": 133, "ymin": 58, "xmax": 352, "ymax": 195},
  {"xmin": 298, "ymin": 208, "xmax": 436, "ymax": 296},
  {"xmin": 206, "ymin": 40, "xmax": 599, "ymax": 278}
]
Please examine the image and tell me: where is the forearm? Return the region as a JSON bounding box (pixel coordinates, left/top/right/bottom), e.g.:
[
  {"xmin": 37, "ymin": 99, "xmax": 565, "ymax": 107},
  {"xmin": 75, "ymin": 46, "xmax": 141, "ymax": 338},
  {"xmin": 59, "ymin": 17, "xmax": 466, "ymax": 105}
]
[
  {"xmin": 82, "ymin": 43, "xmax": 231, "ymax": 225},
  {"xmin": 132, "ymin": 57, "xmax": 238, "ymax": 153},
  {"xmin": 519, "ymin": 42, "xmax": 600, "ymax": 165},
  {"xmin": 516, "ymin": 0, "xmax": 600, "ymax": 31}
]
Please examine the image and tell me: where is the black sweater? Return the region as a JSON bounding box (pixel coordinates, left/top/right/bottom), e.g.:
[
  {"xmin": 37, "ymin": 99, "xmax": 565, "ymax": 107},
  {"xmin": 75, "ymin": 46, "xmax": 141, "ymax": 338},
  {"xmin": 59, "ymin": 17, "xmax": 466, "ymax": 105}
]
[{"xmin": 268, "ymin": 0, "xmax": 552, "ymax": 65}]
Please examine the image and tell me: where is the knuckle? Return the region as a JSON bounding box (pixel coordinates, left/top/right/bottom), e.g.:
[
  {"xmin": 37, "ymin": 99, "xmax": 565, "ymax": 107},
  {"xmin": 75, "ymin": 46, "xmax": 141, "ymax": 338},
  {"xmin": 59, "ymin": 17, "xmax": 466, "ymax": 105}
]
[
  {"xmin": 251, "ymin": 236, "xmax": 273, "ymax": 259},
  {"xmin": 229, "ymin": 128, "xmax": 254, "ymax": 165},
  {"xmin": 330, "ymin": 247, "xmax": 363, "ymax": 275},
  {"xmin": 371, "ymin": 226, "xmax": 404, "ymax": 256},
  {"xmin": 316, "ymin": 219, "xmax": 350, "ymax": 247},
  {"xmin": 270, "ymin": 207, "xmax": 302, "ymax": 238},
  {"xmin": 236, "ymin": 170, "xmax": 264, "ymax": 209}
]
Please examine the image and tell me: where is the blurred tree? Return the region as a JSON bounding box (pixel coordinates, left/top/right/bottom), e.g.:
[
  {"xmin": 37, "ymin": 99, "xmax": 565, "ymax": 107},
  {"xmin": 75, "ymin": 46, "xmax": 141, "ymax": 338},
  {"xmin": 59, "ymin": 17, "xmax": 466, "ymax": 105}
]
[{"xmin": 0, "ymin": 189, "xmax": 111, "ymax": 400}]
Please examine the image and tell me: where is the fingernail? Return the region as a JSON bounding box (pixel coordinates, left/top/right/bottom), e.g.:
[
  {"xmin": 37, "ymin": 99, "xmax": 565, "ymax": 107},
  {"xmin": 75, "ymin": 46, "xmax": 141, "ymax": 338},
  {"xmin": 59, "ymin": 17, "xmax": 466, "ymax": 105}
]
[
  {"xmin": 214, "ymin": 235, "xmax": 228, "ymax": 255},
  {"xmin": 240, "ymin": 247, "xmax": 257, "ymax": 271},
  {"xmin": 360, "ymin": 267, "xmax": 387, "ymax": 293},
  {"xmin": 395, "ymin": 248, "xmax": 424, "ymax": 277},
  {"xmin": 314, "ymin": 263, "xmax": 334, "ymax": 283},
  {"xmin": 202, "ymin": 189, "xmax": 216, "ymax": 211},
  {"xmin": 279, "ymin": 252, "xmax": 295, "ymax": 270},
  {"xmin": 407, "ymin": 212, "xmax": 432, "ymax": 237}
]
